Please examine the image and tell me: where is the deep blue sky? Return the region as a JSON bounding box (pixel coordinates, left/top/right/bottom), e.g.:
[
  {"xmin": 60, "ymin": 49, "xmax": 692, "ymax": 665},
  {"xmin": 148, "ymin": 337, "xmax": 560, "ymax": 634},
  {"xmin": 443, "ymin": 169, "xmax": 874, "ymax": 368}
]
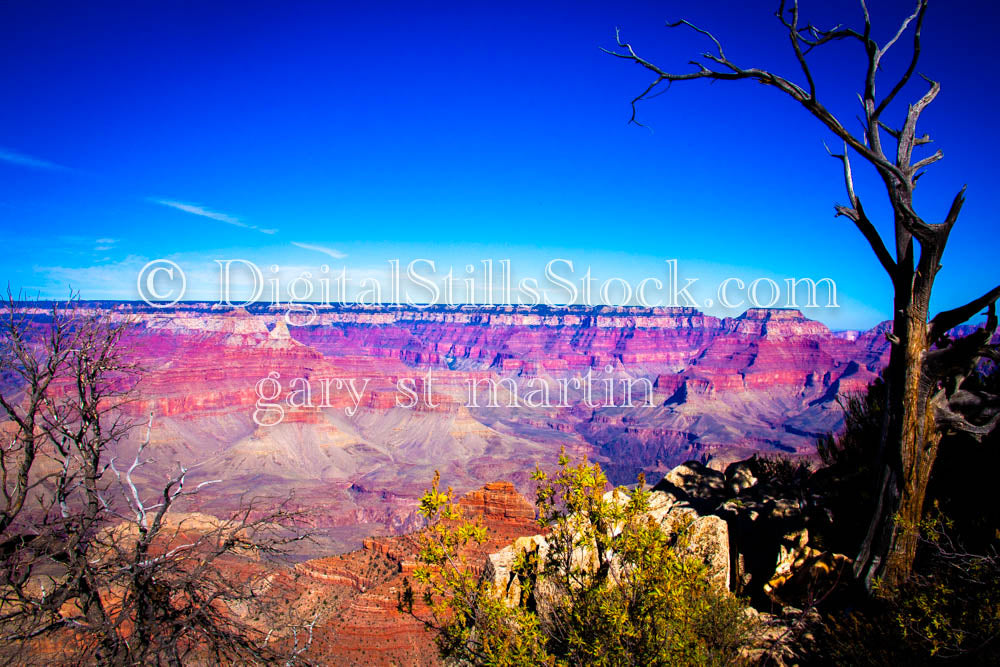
[{"xmin": 1, "ymin": 0, "xmax": 997, "ymax": 329}]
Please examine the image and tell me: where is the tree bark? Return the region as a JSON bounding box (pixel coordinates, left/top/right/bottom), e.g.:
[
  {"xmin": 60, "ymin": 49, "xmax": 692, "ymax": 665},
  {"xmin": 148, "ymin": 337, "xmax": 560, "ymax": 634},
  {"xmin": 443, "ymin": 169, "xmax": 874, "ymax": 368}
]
[
  {"xmin": 609, "ymin": 0, "xmax": 1000, "ymax": 592},
  {"xmin": 858, "ymin": 297, "xmax": 941, "ymax": 588}
]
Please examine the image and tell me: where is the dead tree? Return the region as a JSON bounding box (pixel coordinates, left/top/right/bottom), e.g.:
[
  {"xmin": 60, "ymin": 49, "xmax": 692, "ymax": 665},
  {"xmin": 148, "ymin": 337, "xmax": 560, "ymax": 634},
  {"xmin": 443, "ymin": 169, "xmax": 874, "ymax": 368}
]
[
  {"xmin": 94, "ymin": 415, "xmax": 312, "ymax": 666},
  {"xmin": 0, "ymin": 292, "xmax": 134, "ymax": 655},
  {"xmin": 0, "ymin": 294, "xmax": 313, "ymax": 665},
  {"xmin": 606, "ymin": 0, "xmax": 999, "ymax": 590}
]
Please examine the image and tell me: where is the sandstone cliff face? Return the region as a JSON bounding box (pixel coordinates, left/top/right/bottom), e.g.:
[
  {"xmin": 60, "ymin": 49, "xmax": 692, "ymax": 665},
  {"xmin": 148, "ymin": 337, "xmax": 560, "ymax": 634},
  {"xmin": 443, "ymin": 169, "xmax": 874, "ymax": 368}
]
[{"xmin": 457, "ymin": 480, "xmax": 536, "ymax": 524}]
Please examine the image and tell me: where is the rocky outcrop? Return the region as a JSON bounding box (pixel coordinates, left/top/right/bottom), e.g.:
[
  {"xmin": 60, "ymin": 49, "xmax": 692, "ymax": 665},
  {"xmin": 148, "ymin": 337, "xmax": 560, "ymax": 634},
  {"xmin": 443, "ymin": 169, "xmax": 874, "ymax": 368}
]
[
  {"xmin": 478, "ymin": 455, "xmax": 854, "ymax": 658},
  {"xmin": 482, "ymin": 483, "xmax": 732, "ymax": 613},
  {"xmin": 457, "ymin": 481, "xmax": 536, "ymax": 525},
  {"xmin": 483, "ymin": 534, "xmax": 549, "ymax": 607},
  {"xmin": 652, "ymin": 457, "xmax": 854, "ymax": 609},
  {"xmin": 763, "ymin": 535, "xmax": 852, "ymax": 607},
  {"xmin": 650, "ymin": 457, "xmax": 836, "ymax": 603},
  {"xmin": 652, "ymin": 460, "xmax": 728, "ymax": 511}
]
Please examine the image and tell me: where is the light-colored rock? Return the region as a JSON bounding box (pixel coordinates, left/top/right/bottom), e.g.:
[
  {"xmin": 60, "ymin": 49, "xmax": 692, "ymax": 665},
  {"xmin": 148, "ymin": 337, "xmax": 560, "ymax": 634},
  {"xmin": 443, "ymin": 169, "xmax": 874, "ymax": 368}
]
[
  {"xmin": 483, "ymin": 487, "xmax": 731, "ymax": 610},
  {"xmin": 764, "ymin": 530, "xmax": 852, "ymax": 606},
  {"xmin": 664, "ymin": 460, "xmax": 727, "ymax": 501},
  {"xmin": 644, "ymin": 490, "xmax": 679, "ymax": 523},
  {"xmin": 261, "ymin": 318, "xmax": 304, "ymax": 349},
  {"xmin": 658, "ymin": 510, "xmax": 731, "ymax": 592},
  {"xmin": 725, "ymin": 461, "xmax": 759, "ymax": 495},
  {"xmin": 483, "ymin": 534, "xmax": 547, "ymax": 607},
  {"xmin": 769, "ymin": 497, "xmax": 802, "ymax": 520}
]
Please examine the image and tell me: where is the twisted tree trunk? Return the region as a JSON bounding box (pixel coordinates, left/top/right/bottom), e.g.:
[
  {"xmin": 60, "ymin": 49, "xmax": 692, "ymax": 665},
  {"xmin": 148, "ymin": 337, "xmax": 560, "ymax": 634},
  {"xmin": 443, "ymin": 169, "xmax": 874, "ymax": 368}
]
[
  {"xmin": 859, "ymin": 281, "xmax": 937, "ymax": 588},
  {"xmin": 608, "ymin": 0, "xmax": 1000, "ymax": 589}
]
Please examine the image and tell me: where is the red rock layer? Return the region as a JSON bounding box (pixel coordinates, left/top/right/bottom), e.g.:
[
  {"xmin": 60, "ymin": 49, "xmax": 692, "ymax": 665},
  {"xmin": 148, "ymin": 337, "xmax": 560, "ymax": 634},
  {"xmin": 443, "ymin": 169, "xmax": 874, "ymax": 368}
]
[{"xmin": 264, "ymin": 482, "xmax": 539, "ymax": 665}]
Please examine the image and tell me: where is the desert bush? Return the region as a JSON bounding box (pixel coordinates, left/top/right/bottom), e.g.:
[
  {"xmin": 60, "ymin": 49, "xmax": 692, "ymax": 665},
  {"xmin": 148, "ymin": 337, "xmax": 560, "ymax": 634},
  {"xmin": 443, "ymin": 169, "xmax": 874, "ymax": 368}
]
[
  {"xmin": 811, "ymin": 380, "xmax": 888, "ymax": 555},
  {"xmin": 401, "ymin": 471, "xmax": 551, "ymax": 666},
  {"xmin": 406, "ymin": 453, "xmax": 757, "ymax": 666},
  {"xmin": 817, "ymin": 378, "xmax": 886, "ymax": 471},
  {"xmin": 815, "ymin": 507, "xmax": 1000, "ymax": 665}
]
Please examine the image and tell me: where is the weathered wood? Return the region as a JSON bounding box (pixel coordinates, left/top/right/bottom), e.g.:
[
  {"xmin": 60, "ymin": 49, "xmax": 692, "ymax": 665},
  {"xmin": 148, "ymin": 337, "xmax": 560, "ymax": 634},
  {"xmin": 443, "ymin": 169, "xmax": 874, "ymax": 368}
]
[{"xmin": 608, "ymin": 0, "xmax": 1000, "ymax": 590}]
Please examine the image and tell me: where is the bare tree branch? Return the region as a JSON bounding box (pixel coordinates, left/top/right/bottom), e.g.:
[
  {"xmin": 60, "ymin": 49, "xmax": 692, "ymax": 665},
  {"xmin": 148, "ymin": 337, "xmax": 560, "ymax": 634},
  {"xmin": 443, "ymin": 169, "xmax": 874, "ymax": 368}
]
[
  {"xmin": 0, "ymin": 298, "xmax": 314, "ymax": 664},
  {"xmin": 929, "ymin": 285, "xmax": 1000, "ymax": 344},
  {"xmin": 825, "ymin": 143, "xmax": 896, "ymax": 276}
]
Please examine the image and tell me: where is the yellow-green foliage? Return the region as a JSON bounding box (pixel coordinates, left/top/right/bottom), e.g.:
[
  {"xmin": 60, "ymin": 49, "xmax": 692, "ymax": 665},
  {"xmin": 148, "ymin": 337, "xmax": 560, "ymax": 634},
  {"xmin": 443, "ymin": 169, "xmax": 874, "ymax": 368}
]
[
  {"xmin": 407, "ymin": 454, "xmax": 756, "ymax": 666},
  {"xmin": 817, "ymin": 507, "xmax": 1000, "ymax": 665},
  {"xmin": 401, "ymin": 471, "xmax": 551, "ymax": 665},
  {"xmin": 891, "ymin": 509, "xmax": 1000, "ymax": 660}
]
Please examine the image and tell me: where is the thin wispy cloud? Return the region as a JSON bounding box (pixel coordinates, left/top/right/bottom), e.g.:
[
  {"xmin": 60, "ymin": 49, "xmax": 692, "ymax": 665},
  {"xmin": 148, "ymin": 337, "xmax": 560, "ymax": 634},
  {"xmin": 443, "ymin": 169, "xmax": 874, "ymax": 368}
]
[
  {"xmin": 50, "ymin": 236, "xmax": 121, "ymax": 258},
  {"xmin": 155, "ymin": 200, "xmax": 242, "ymax": 225},
  {"xmin": 0, "ymin": 147, "xmax": 69, "ymax": 171},
  {"xmin": 153, "ymin": 199, "xmax": 277, "ymax": 234},
  {"xmin": 291, "ymin": 242, "xmax": 347, "ymax": 259}
]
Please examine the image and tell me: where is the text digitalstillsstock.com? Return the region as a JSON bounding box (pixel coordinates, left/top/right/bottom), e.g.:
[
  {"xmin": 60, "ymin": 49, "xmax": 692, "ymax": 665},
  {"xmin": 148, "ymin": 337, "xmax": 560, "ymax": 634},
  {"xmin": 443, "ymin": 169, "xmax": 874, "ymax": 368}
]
[{"xmin": 136, "ymin": 258, "xmax": 840, "ymax": 318}]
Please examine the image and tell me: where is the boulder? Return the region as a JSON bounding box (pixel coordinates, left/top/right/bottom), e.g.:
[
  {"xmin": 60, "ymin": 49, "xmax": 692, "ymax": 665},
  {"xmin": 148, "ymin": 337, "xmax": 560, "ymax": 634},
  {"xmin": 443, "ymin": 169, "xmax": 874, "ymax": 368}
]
[
  {"xmin": 483, "ymin": 534, "xmax": 548, "ymax": 607},
  {"xmin": 653, "ymin": 460, "xmax": 728, "ymax": 512},
  {"xmin": 725, "ymin": 460, "xmax": 759, "ymax": 495},
  {"xmin": 763, "ymin": 534, "xmax": 852, "ymax": 607},
  {"xmin": 663, "ymin": 510, "xmax": 731, "ymax": 592}
]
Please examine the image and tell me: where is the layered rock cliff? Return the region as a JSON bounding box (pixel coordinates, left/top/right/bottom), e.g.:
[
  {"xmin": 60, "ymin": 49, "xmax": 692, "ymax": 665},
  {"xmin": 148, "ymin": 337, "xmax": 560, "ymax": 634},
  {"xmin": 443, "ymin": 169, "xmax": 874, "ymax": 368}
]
[
  {"xmin": 15, "ymin": 302, "xmax": 895, "ymax": 554},
  {"xmin": 264, "ymin": 481, "xmax": 540, "ymax": 665}
]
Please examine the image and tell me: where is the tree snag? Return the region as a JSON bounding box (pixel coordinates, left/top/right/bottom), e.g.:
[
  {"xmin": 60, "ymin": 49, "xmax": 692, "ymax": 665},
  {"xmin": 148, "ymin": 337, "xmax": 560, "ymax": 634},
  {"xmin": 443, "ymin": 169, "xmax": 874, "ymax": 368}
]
[{"xmin": 606, "ymin": 0, "xmax": 999, "ymax": 591}]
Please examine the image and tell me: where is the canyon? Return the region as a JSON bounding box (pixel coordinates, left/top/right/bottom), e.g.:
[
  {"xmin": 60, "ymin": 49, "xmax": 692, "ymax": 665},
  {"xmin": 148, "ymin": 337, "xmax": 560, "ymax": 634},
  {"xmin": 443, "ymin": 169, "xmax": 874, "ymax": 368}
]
[
  {"xmin": 268, "ymin": 480, "xmax": 540, "ymax": 664},
  {"xmin": 5, "ymin": 301, "xmax": 909, "ymax": 663},
  {"xmin": 9, "ymin": 301, "xmax": 893, "ymax": 556}
]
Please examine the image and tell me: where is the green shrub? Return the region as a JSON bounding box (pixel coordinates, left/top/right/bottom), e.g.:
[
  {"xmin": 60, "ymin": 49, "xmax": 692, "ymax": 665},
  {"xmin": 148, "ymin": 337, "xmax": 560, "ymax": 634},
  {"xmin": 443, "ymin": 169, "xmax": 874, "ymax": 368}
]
[
  {"xmin": 400, "ymin": 471, "xmax": 551, "ymax": 666},
  {"xmin": 405, "ymin": 454, "xmax": 757, "ymax": 666},
  {"xmin": 813, "ymin": 506, "xmax": 1000, "ymax": 665}
]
